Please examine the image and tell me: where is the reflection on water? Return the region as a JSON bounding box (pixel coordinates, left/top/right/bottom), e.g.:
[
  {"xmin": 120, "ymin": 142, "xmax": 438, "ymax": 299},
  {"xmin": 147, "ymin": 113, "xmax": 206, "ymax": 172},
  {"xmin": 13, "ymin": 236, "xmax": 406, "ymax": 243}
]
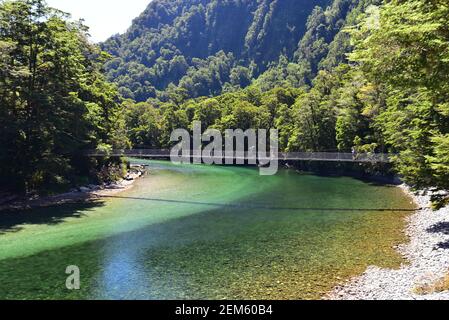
[
  {"xmin": 0, "ymin": 161, "xmax": 415, "ymax": 300},
  {"xmin": 97, "ymin": 237, "xmax": 151, "ymax": 300}
]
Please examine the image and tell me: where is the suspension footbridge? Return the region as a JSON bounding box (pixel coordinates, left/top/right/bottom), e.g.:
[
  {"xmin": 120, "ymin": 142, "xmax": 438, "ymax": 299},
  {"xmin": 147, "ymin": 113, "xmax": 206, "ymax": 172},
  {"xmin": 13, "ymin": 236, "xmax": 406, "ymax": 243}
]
[{"xmin": 87, "ymin": 149, "xmax": 392, "ymax": 163}]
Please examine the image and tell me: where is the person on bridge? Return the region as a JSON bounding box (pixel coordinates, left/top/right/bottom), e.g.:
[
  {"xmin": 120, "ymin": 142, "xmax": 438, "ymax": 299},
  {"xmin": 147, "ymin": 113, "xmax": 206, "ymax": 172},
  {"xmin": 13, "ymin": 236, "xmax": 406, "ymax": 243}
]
[{"xmin": 351, "ymin": 147, "xmax": 357, "ymax": 161}]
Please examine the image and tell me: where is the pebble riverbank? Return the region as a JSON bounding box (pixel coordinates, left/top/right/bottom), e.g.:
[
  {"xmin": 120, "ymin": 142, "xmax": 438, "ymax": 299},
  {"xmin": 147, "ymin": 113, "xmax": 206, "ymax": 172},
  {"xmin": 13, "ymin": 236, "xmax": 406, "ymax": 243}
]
[
  {"xmin": 328, "ymin": 185, "xmax": 449, "ymax": 300},
  {"xmin": 0, "ymin": 166, "xmax": 146, "ymax": 212}
]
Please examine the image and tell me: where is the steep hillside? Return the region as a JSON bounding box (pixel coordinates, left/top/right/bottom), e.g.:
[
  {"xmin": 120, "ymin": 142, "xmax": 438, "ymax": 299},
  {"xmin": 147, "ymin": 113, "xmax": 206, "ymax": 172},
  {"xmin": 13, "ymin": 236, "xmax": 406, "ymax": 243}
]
[
  {"xmin": 254, "ymin": 0, "xmax": 380, "ymax": 90},
  {"xmin": 102, "ymin": 0, "xmax": 332, "ymax": 101}
]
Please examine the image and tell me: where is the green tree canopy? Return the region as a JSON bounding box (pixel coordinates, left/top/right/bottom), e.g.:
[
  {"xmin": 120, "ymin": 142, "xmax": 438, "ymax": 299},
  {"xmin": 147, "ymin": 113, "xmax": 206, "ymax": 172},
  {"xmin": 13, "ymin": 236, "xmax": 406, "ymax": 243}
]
[{"xmin": 0, "ymin": 0, "xmax": 129, "ymax": 193}]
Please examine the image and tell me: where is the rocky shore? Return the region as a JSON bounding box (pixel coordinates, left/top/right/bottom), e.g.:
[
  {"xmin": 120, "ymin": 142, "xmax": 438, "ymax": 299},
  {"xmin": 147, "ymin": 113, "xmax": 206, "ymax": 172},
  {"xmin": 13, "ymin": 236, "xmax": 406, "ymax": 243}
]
[
  {"xmin": 0, "ymin": 165, "xmax": 146, "ymax": 212},
  {"xmin": 328, "ymin": 185, "xmax": 449, "ymax": 300}
]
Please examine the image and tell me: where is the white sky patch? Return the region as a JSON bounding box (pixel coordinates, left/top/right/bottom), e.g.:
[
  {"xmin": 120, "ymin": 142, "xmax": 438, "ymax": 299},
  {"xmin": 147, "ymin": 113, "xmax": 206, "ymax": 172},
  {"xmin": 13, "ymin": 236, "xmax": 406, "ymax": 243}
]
[{"xmin": 46, "ymin": 0, "xmax": 151, "ymax": 42}]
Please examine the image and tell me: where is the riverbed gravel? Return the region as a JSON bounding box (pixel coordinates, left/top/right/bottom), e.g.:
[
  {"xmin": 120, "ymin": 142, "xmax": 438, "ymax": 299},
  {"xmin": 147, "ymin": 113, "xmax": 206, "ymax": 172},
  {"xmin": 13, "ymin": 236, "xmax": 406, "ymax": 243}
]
[
  {"xmin": 0, "ymin": 169, "xmax": 144, "ymax": 211},
  {"xmin": 328, "ymin": 185, "xmax": 449, "ymax": 300}
]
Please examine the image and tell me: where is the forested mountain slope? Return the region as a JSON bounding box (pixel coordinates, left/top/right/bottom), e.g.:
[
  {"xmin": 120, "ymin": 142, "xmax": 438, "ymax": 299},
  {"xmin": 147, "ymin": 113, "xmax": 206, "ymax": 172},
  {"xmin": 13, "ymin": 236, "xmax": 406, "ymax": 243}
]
[
  {"xmin": 1, "ymin": 0, "xmax": 447, "ymax": 198},
  {"xmin": 117, "ymin": 0, "xmax": 449, "ymax": 194},
  {"xmin": 102, "ymin": 0, "xmax": 332, "ymax": 101},
  {"xmin": 254, "ymin": 0, "xmax": 380, "ymax": 90}
]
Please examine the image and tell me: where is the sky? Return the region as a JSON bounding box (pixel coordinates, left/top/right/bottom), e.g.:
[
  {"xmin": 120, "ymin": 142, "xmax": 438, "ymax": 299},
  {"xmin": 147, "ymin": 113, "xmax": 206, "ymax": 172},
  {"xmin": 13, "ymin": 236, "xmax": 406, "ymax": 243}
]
[{"xmin": 46, "ymin": 0, "xmax": 151, "ymax": 42}]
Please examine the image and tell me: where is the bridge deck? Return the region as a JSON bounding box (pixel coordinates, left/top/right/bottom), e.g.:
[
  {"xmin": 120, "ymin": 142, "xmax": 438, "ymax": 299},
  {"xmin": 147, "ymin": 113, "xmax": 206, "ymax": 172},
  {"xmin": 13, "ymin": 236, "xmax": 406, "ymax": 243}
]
[{"xmin": 87, "ymin": 150, "xmax": 391, "ymax": 163}]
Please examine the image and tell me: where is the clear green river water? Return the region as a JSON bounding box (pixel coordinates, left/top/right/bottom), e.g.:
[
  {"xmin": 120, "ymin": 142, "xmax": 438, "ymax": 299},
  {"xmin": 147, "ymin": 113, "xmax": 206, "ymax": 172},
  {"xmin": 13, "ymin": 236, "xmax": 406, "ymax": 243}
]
[{"xmin": 0, "ymin": 160, "xmax": 415, "ymax": 300}]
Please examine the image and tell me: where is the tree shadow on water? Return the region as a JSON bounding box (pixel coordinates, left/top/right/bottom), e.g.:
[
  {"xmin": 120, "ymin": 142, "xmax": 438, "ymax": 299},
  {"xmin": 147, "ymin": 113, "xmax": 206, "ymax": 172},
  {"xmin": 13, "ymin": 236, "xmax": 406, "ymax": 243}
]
[{"xmin": 0, "ymin": 201, "xmax": 105, "ymax": 235}]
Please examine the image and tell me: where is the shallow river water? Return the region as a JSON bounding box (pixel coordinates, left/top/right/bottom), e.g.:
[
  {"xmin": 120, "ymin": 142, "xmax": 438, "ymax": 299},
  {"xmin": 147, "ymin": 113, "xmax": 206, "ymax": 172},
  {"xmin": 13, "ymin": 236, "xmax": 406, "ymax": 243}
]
[{"xmin": 0, "ymin": 160, "xmax": 415, "ymax": 299}]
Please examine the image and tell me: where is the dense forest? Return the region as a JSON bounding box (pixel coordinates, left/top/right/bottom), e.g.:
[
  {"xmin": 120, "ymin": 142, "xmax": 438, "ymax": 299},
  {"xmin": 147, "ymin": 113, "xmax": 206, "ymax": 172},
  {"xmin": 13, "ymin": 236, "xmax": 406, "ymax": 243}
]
[
  {"xmin": 0, "ymin": 0, "xmax": 448, "ymax": 198},
  {"xmin": 115, "ymin": 0, "xmax": 449, "ymax": 193},
  {"xmin": 0, "ymin": 0, "xmax": 129, "ymax": 194},
  {"xmin": 101, "ymin": 0, "xmax": 332, "ymax": 101}
]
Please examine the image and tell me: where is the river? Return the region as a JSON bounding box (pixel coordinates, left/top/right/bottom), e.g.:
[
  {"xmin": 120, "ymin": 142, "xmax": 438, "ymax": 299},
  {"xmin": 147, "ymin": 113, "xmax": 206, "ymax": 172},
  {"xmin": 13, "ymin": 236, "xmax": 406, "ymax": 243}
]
[{"xmin": 0, "ymin": 160, "xmax": 415, "ymax": 299}]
